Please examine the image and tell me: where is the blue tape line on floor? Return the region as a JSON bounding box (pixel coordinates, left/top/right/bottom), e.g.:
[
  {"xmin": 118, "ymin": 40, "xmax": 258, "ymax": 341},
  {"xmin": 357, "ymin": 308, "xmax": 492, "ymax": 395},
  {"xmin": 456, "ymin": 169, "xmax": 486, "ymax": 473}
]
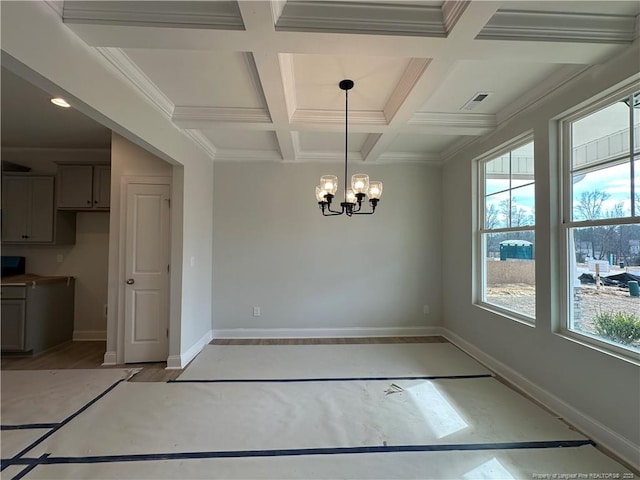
[
  {"xmin": 1, "ymin": 440, "xmax": 596, "ymax": 468},
  {"xmin": 169, "ymin": 374, "xmax": 494, "ymax": 383},
  {"xmin": 1, "ymin": 424, "xmax": 59, "ymax": 431},
  {"xmin": 0, "ymin": 379, "xmax": 124, "ymax": 472}
]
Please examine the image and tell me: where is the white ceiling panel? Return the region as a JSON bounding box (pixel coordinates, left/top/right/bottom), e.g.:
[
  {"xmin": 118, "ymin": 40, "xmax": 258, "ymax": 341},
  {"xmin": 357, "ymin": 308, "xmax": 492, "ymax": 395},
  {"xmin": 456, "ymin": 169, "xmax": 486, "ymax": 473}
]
[
  {"xmin": 387, "ymin": 134, "xmax": 461, "ymax": 154},
  {"xmin": 123, "ymin": 49, "xmax": 264, "ymax": 108},
  {"xmin": 201, "ymin": 130, "xmax": 278, "ymax": 151},
  {"xmin": 420, "ymin": 61, "xmax": 564, "ymax": 114},
  {"xmin": 4, "ymin": 1, "xmax": 638, "ymax": 163},
  {"xmin": 292, "ymin": 54, "xmax": 411, "ymax": 111},
  {"xmin": 298, "ymin": 132, "xmax": 368, "ymax": 153}
]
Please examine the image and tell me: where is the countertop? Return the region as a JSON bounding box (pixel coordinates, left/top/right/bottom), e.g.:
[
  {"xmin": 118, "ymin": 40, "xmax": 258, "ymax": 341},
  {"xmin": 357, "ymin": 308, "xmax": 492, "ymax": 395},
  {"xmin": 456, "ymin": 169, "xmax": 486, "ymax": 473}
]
[{"xmin": 1, "ymin": 274, "xmax": 74, "ymax": 286}]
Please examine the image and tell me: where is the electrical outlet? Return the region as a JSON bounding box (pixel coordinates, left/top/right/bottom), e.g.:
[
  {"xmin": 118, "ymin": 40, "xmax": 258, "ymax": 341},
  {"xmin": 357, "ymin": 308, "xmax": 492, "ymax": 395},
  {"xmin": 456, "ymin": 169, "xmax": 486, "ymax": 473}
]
[
  {"xmin": 423, "ymin": 305, "xmax": 430, "ymax": 315},
  {"xmin": 253, "ymin": 306, "xmax": 261, "ymax": 317}
]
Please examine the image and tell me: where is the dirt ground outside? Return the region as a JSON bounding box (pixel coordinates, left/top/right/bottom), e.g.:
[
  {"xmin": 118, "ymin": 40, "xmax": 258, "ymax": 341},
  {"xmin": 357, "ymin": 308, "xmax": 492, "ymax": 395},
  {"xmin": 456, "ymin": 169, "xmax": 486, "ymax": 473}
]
[{"xmin": 486, "ymin": 284, "xmax": 640, "ymax": 352}]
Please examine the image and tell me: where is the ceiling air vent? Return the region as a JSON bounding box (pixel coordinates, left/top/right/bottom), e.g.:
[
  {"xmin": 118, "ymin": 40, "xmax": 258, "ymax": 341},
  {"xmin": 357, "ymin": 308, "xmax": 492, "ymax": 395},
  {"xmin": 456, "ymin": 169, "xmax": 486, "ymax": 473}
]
[{"xmin": 461, "ymin": 92, "xmax": 493, "ymax": 111}]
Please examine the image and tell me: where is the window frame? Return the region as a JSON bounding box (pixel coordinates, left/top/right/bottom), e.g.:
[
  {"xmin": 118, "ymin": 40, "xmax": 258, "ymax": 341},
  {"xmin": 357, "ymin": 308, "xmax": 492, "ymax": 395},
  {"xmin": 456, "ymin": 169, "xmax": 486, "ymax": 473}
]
[
  {"xmin": 558, "ymin": 82, "xmax": 640, "ymax": 361},
  {"xmin": 476, "ymin": 133, "xmax": 536, "ymax": 325}
]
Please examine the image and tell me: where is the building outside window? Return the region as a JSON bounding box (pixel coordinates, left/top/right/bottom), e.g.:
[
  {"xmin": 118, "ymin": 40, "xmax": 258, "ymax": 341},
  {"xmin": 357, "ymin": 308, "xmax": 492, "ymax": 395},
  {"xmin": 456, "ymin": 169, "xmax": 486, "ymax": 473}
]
[
  {"xmin": 478, "ymin": 139, "xmax": 535, "ymax": 322},
  {"xmin": 562, "ymin": 86, "xmax": 640, "ymax": 357}
]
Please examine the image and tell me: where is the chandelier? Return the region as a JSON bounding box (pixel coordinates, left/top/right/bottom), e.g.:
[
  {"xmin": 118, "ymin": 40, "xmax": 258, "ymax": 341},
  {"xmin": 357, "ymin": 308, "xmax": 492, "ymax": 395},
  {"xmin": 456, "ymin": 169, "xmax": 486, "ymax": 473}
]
[{"xmin": 315, "ymin": 79, "xmax": 383, "ymax": 216}]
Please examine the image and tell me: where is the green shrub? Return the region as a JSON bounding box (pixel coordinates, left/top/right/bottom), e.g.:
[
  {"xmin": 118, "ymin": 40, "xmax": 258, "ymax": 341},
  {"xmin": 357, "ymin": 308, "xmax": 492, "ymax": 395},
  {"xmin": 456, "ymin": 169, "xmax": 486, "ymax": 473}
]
[{"xmin": 594, "ymin": 311, "xmax": 640, "ymax": 345}]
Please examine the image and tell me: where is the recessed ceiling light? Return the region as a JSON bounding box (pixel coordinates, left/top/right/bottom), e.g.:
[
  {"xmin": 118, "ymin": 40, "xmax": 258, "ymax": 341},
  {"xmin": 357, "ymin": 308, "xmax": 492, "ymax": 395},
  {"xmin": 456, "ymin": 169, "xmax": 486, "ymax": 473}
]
[{"xmin": 50, "ymin": 97, "xmax": 70, "ymax": 108}]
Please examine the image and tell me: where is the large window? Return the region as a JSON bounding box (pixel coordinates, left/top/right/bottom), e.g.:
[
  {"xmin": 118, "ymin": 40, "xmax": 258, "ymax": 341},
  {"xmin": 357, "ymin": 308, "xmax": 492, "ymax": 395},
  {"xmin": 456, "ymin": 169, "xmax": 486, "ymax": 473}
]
[
  {"xmin": 562, "ymin": 87, "xmax": 640, "ymax": 356},
  {"xmin": 478, "ymin": 139, "xmax": 535, "ymax": 321}
]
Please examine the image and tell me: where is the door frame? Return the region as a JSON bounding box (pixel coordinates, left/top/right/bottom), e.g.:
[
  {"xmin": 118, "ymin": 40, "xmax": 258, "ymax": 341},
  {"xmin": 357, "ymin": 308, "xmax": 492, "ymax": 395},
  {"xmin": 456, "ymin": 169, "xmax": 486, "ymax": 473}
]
[{"xmin": 116, "ymin": 176, "xmax": 172, "ymax": 365}]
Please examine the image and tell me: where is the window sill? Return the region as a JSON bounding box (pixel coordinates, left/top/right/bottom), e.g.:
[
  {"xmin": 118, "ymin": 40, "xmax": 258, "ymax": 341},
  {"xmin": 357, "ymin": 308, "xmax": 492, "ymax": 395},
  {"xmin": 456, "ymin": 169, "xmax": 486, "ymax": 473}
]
[
  {"xmin": 555, "ymin": 329, "xmax": 640, "ymax": 366},
  {"xmin": 474, "ymin": 301, "xmax": 536, "ymax": 328}
]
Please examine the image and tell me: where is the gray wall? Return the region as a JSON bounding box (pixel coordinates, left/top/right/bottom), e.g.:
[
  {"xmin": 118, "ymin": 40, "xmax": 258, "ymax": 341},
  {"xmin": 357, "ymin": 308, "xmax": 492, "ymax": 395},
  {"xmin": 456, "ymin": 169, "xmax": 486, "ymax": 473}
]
[
  {"xmin": 441, "ymin": 44, "xmax": 640, "ymax": 459},
  {"xmin": 212, "ymin": 162, "xmax": 442, "ymax": 334}
]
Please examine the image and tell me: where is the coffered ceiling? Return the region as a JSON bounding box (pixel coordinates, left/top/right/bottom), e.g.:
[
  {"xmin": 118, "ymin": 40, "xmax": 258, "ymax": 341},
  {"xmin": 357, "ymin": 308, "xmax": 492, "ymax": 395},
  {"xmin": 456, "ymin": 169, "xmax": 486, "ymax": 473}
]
[{"xmin": 6, "ymin": 1, "xmax": 640, "ymax": 163}]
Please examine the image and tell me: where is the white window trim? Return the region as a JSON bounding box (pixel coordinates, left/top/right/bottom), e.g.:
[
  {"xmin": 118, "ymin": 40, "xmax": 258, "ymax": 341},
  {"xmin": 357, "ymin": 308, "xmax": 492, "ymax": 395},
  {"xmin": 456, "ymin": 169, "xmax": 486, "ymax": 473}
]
[
  {"xmin": 476, "ymin": 133, "xmax": 536, "ymax": 323},
  {"xmin": 558, "ymin": 81, "xmax": 640, "ymax": 362}
]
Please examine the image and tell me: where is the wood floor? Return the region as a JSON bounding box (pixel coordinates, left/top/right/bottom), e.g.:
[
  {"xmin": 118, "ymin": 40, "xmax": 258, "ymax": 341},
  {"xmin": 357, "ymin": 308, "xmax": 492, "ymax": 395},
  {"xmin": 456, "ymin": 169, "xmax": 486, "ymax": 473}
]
[
  {"xmin": 1, "ymin": 337, "xmax": 447, "ymax": 382},
  {"xmin": 0, "ymin": 341, "xmax": 181, "ymax": 382}
]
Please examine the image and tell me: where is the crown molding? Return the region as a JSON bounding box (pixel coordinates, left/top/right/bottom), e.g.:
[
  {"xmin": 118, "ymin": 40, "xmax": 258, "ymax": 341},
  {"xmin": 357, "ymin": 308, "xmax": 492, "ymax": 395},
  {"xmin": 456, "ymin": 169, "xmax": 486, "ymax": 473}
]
[
  {"xmin": 44, "ymin": 0, "xmax": 63, "ymax": 17},
  {"xmin": 276, "ymin": 1, "xmax": 446, "ymax": 37},
  {"xmin": 172, "ymin": 106, "xmax": 272, "ymax": 128},
  {"xmin": 496, "ymin": 64, "xmax": 591, "ymax": 126},
  {"xmin": 213, "ymin": 149, "xmax": 282, "ymax": 162},
  {"xmin": 384, "ymin": 58, "xmax": 431, "ymax": 123},
  {"xmin": 377, "ymin": 152, "xmax": 442, "ymax": 165},
  {"xmin": 294, "ymin": 150, "xmax": 365, "ymax": 163},
  {"xmin": 409, "ymin": 112, "xmax": 496, "ymax": 130},
  {"xmin": 270, "ymin": 0, "xmax": 287, "ymax": 26},
  {"xmin": 292, "ymin": 109, "xmax": 387, "ymax": 126},
  {"xmin": 243, "ymin": 52, "xmax": 270, "ymax": 112},
  {"xmin": 181, "ymin": 130, "xmax": 217, "ymax": 160},
  {"xmin": 442, "ymin": 0, "xmax": 470, "ymax": 34},
  {"xmin": 279, "ymin": 53, "xmax": 297, "ymax": 120},
  {"xmin": 440, "ymin": 135, "xmax": 480, "ymax": 164},
  {"xmin": 63, "ymin": 1, "xmax": 244, "ymax": 30},
  {"xmin": 361, "ymin": 133, "xmax": 383, "ymax": 161},
  {"xmin": 478, "ymin": 10, "xmax": 636, "ymax": 44},
  {"xmin": 96, "ymin": 47, "xmax": 174, "ymax": 118}
]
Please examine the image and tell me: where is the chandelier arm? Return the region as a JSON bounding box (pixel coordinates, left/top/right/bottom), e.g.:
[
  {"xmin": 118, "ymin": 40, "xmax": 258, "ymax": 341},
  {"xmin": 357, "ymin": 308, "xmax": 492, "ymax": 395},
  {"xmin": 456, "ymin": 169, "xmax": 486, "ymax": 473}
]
[
  {"xmin": 326, "ymin": 203, "xmax": 345, "ymax": 214},
  {"xmin": 323, "ymin": 210, "xmax": 344, "ymax": 216}
]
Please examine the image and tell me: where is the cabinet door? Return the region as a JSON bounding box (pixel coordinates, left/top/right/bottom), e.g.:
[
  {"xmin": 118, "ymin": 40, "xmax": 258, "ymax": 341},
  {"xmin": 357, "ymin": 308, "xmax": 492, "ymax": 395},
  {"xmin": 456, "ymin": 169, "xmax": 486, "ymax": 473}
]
[
  {"xmin": 28, "ymin": 177, "xmax": 55, "ymax": 242},
  {"xmin": 1, "ymin": 300, "xmax": 26, "ymax": 351},
  {"xmin": 57, "ymin": 165, "xmax": 93, "ymax": 208},
  {"xmin": 92, "ymin": 165, "xmax": 111, "ymax": 209},
  {"xmin": 1, "ymin": 177, "xmax": 30, "ymax": 241}
]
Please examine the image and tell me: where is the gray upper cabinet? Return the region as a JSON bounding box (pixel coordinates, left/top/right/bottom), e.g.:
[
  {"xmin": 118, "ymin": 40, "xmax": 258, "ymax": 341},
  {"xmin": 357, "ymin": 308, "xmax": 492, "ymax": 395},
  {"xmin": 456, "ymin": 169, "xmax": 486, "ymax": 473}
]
[
  {"xmin": 2, "ymin": 174, "xmax": 76, "ymax": 245},
  {"xmin": 2, "ymin": 175, "xmax": 55, "ymax": 242},
  {"xmin": 57, "ymin": 164, "xmax": 110, "ymax": 210}
]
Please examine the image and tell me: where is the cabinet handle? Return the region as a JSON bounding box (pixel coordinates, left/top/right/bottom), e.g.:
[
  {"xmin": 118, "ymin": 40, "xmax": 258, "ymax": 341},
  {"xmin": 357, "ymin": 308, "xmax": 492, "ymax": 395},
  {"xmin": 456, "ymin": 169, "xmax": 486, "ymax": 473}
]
[
  {"xmin": 87, "ymin": 200, "xmax": 91, "ymax": 204},
  {"xmin": 94, "ymin": 200, "xmax": 98, "ymax": 204}
]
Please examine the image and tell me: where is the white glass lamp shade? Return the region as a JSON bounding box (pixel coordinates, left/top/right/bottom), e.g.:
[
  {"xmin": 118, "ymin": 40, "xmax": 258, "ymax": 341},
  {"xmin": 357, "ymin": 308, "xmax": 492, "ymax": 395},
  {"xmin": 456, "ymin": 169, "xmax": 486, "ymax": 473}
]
[
  {"xmin": 368, "ymin": 181, "xmax": 383, "ymax": 200},
  {"xmin": 315, "ymin": 185, "xmax": 328, "ymax": 202},
  {"xmin": 320, "ymin": 175, "xmax": 339, "ymax": 195},
  {"xmin": 351, "ymin": 174, "xmax": 369, "ymax": 194},
  {"xmin": 345, "ymin": 188, "xmax": 357, "ymax": 204}
]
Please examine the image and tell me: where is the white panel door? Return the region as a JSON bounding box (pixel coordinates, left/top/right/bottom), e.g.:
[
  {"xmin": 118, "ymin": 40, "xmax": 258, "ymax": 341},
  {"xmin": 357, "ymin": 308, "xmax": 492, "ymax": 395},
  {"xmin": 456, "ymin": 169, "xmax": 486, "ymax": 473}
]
[{"xmin": 124, "ymin": 183, "xmax": 171, "ymax": 363}]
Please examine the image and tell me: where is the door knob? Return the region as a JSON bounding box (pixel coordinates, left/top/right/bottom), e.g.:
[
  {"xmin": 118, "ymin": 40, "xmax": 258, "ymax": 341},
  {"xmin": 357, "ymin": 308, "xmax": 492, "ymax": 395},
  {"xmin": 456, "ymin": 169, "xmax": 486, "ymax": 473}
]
[{"xmin": 126, "ymin": 279, "xmax": 135, "ymax": 285}]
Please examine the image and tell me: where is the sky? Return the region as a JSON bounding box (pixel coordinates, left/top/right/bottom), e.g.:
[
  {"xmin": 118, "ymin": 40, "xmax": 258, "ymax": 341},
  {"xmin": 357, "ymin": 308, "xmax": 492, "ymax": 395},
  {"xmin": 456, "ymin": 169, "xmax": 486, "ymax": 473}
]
[{"xmin": 485, "ymin": 95, "xmax": 639, "ymax": 223}]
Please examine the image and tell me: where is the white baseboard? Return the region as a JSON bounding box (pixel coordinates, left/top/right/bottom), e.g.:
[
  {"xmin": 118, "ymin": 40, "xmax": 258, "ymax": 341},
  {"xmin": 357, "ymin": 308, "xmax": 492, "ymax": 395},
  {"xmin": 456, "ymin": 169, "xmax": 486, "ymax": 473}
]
[
  {"xmin": 102, "ymin": 350, "xmax": 117, "ymax": 366},
  {"xmin": 442, "ymin": 328, "xmax": 640, "ymax": 471},
  {"xmin": 212, "ymin": 326, "xmax": 445, "ymax": 339},
  {"xmin": 166, "ymin": 329, "xmax": 213, "ymax": 370},
  {"xmin": 73, "ymin": 330, "xmax": 107, "ymax": 341}
]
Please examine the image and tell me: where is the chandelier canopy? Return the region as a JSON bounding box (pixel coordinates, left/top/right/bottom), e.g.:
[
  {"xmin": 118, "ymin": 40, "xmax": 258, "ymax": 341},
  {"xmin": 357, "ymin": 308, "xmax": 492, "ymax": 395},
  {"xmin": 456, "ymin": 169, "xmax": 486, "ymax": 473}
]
[{"xmin": 315, "ymin": 79, "xmax": 383, "ymax": 216}]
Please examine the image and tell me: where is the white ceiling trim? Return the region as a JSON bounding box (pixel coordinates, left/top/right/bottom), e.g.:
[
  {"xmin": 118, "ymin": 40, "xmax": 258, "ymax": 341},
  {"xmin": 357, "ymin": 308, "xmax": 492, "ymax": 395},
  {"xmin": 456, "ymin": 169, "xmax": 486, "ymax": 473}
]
[
  {"xmin": 377, "ymin": 152, "xmax": 442, "ymax": 165},
  {"xmin": 44, "ymin": 1, "xmax": 63, "ymax": 18},
  {"xmin": 275, "ymin": 1, "xmax": 446, "ymax": 37},
  {"xmin": 62, "ymin": 1, "xmax": 244, "ymax": 30},
  {"xmin": 361, "ymin": 133, "xmax": 384, "ymax": 163},
  {"xmin": 182, "ymin": 130, "xmax": 217, "ymax": 160},
  {"xmin": 294, "ymin": 150, "xmax": 365, "ymax": 163},
  {"xmin": 496, "ymin": 64, "xmax": 591, "ymax": 126},
  {"xmin": 384, "ymin": 58, "xmax": 431, "ymax": 124},
  {"xmin": 242, "ymin": 52, "xmax": 270, "ymax": 112},
  {"xmin": 96, "ymin": 47, "xmax": 174, "ymax": 118},
  {"xmin": 213, "ymin": 149, "xmax": 282, "ymax": 162},
  {"xmin": 172, "ymin": 106, "xmax": 272, "ymax": 127},
  {"xmin": 292, "ymin": 109, "xmax": 387, "ymax": 126},
  {"xmin": 441, "ymin": 1, "xmax": 470, "ymax": 34},
  {"xmin": 478, "ymin": 10, "xmax": 637, "ymax": 44},
  {"xmin": 409, "ymin": 112, "xmax": 496, "ymax": 129},
  {"xmin": 279, "ymin": 53, "xmax": 297, "ymax": 121}
]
